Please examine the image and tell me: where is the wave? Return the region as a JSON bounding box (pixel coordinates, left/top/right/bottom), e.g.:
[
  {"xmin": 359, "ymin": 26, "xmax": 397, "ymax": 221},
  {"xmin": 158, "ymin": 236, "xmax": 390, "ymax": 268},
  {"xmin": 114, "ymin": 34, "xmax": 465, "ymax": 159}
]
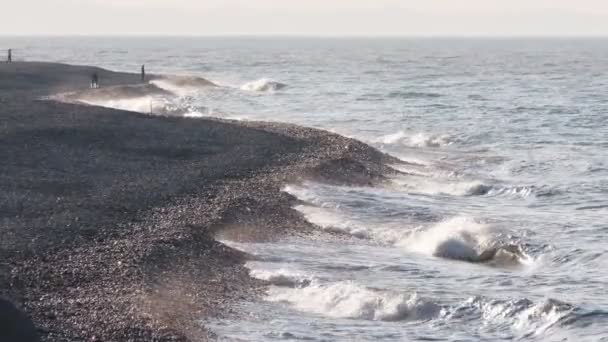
[
  {"xmin": 56, "ymin": 81, "xmax": 222, "ymax": 118},
  {"xmin": 266, "ymin": 276, "xmax": 582, "ymax": 338},
  {"xmin": 267, "ymin": 281, "xmax": 441, "ymax": 322},
  {"xmin": 374, "ymin": 131, "xmax": 453, "ymax": 148},
  {"xmin": 283, "ymin": 184, "xmax": 411, "ymax": 243},
  {"xmin": 576, "ymin": 204, "xmax": 608, "ymax": 211},
  {"xmin": 247, "ymin": 262, "xmax": 313, "ymax": 288},
  {"xmin": 55, "ymin": 83, "xmax": 191, "ymax": 115},
  {"xmin": 391, "ymin": 175, "xmax": 489, "ymax": 196},
  {"xmin": 286, "ymin": 184, "xmax": 532, "ymax": 266},
  {"xmin": 78, "ymin": 96, "xmax": 199, "ymax": 116},
  {"xmin": 241, "ymin": 79, "xmax": 287, "ymax": 92},
  {"xmin": 183, "ymin": 111, "xmax": 205, "ymax": 118},
  {"xmin": 292, "ymin": 203, "xmax": 372, "ymax": 239},
  {"xmin": 150, "ymin": 75, "xmax": 216, "ymax": 94},
  {"xmin": 483, "ymin": 185, "xmax": 536, "ymax": 198},
  {"xmin": 389, "ymin": 167, "xmax": 537, "ymax": 198},
  {"xmin": 449, "ymin": 297, "xmax": 574, "ymax": 338},
  {"xmin": 292, "ymin": 204, "xmax": 410, "ymax": 244},
  {"xmin": 387, "ymin": 91, "xmax": 442, "ymax": 99},
  {"xmin": 398, "ymin": 216, "xmax": 531, "ymax": 266},
  {"xmin": 66, "ymin": 83, "xmax": 173, "ymax": 102}
]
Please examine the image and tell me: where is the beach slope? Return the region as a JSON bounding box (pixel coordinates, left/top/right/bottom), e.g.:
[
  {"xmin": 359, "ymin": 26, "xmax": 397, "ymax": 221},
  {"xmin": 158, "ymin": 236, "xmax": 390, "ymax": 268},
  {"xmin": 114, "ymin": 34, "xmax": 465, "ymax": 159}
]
[{"xmin": 0, "ymin": 62, "xmax": 393, "ymax": 341}]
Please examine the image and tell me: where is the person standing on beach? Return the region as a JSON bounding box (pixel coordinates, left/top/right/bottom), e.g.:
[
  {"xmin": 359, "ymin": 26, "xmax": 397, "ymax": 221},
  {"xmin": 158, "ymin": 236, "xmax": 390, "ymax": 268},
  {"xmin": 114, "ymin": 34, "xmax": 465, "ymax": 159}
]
[
  {"xmin": 7, "ymin": 49, "xmax": 12, "ymax": 63},
  {"xmin": 91, "ymin": 72, "xmax": 99, "ymax": 89},
  {"xmin": 141, "ymin": 64, "xmax": 145, "ymax": 82}
]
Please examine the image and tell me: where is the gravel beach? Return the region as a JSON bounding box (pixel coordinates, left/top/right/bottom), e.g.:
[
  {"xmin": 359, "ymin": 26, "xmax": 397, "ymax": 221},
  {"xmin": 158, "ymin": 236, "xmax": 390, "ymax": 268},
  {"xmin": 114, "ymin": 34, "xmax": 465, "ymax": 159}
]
[{"xmin": 0, "ymin": 62, "xmax": 396, "ymax": 341}]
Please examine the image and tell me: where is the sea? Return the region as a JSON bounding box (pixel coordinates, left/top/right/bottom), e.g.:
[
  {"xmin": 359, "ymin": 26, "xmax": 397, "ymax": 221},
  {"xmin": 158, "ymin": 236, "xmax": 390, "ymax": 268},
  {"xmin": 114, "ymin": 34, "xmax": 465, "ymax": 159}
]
[{"xmin": 2, "ymin": 37, "xmax": 607, "ymax": 341}]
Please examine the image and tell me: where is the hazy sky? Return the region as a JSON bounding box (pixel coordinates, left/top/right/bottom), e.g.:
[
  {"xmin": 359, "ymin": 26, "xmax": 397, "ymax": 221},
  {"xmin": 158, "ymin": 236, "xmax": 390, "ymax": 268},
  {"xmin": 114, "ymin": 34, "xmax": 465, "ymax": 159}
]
[{"xmin": 3, "ymin": 0, "xmax": 608, "ymax": 36}]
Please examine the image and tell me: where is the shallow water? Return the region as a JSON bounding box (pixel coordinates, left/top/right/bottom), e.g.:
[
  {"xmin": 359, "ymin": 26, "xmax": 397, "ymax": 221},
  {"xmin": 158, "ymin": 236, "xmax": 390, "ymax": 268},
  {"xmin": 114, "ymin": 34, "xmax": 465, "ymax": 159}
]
[{"xmin": 3, "ymin": 37, "xmax": 607, "ymax": 341}]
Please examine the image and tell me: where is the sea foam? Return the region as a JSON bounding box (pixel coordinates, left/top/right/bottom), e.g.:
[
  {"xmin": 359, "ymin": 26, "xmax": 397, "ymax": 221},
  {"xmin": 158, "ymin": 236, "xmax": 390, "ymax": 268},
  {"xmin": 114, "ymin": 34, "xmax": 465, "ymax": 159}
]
[
  {"xmin": 241, "ymin": 79, "xmax": 287, "ymax": 92},
  {"xmin": 246, "ymin": 262, "xmax": 314, "ymax": 288},
  {"xmin": 267, "ymin": 281, "xmax": 441, "ymax": 321},
  {"xmin": 375, "ymin": 131, "xmax": 453, "ymax": 148}
]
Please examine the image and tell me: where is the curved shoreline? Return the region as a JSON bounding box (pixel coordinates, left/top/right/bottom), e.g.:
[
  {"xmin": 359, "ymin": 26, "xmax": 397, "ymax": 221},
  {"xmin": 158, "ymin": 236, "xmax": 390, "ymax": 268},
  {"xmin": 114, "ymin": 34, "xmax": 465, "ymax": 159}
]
[{"xmin": 0, "ymin": 62, "xmax": 395, "ymax": 341}]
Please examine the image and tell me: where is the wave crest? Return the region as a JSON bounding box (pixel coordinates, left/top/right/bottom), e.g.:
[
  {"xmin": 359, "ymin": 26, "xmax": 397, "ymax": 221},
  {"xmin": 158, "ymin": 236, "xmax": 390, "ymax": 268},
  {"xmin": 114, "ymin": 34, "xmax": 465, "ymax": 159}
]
[
  {"xmin": 399, "ymin": 216, "xmax": 530, "ymax": 265},
  {"xmin": 375, "ymin": 131, "xmax": 453, "ymax": 148},
  {"xmin": 247, "ymin": 262, "xmax": 313, "ymax": 288},
  {"xmin": 449, "ymin": 297, "xmax": 574, "ymax": 337},
  {"xmin": 389, "ymin": 169, "xmax": 537, "ymax": 198},
  {"xmin": 241, "ymin": 79, "xmax": 287, "ymax": 92},
  {"xmin": 267, "ymin": 281, "xmax": 441, "ymax": 321},
  {"xmin": 150, "ymin": 75, "xmax": 216, "ymax": 94}
]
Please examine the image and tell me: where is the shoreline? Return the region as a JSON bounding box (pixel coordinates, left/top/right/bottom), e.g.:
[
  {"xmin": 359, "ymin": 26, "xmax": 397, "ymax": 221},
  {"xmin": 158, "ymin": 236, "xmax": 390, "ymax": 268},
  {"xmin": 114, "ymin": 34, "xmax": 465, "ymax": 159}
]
[{"xmin": 0, "ymin": 62, "xmax": 396, "ymax": 341}]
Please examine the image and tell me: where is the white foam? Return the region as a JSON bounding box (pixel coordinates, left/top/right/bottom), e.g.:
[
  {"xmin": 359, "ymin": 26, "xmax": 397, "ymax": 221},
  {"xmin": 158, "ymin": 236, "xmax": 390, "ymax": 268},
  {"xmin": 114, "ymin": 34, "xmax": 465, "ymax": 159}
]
[
  {"xmin": 150, "ymin": 75, "xmax": 215, "ymax": 95},
  {"xmin": 389, "ymin": 167, "xmax": 536, "ymax": 199},
  {"xmin": 397, "ymin": 216, "xmax": 488, "ymax": 254},
  {"xmin": 267, "ymin": 281, "xmax": 441, "ymax": 321},
  {"xmin": 512, "ymin": 300, "xmax": 570, "ymax": 336},
  {"xmin": 391, "ymin": 174, "xmax": 489, "ymax": 196},
  {"xmin": 241, "ymin": 78, "xmax": 287, "ymax": 92},
  {"xmin": 183, "ymin": 111, "xmax": 205, "ymax": 118},
  {"xmin": 150, "ymin": 79, "xmax": 190, "ymax": 95},
  {"xmin": 485, "ymin": 186, "xmax": 535, "ymax": 198},
  {"xmin": 246, "ymin": 262, "xmax": 313, "ymax": 288},
  {"xmin": 376, "ymin": 131, "xmax": 407, "ymax": 144},
  {"xmin": 396, "ymin": 216, "xmax": 531, "ymax": 265},
  {"xmin": 283, "ymin": 184, "xmax": 325, "ymax": 206},
  {"xmin": 293, "ymin": 204, "xmax": 410, "ymax": 244},
  {"xmin": 294, "ymin": 205, "xmax": 371, "ymax": 239},
  {"xmin": 80, "ymin": 97, "xmax": 166, "ymax": 114},
  {"xmin": 374, "ymin": 131, "xmax": 453, "ymax": 148},
  {"xmin": 410, "ymin": 132, "xmax": 453, "ymax": 148},
  {"xmin": 286, "ymin": 183, "xmax": 532, "ymax": 264},
  {"xmin": 467, "ymin": 297, "xmax": 573, "ymax": 337}
]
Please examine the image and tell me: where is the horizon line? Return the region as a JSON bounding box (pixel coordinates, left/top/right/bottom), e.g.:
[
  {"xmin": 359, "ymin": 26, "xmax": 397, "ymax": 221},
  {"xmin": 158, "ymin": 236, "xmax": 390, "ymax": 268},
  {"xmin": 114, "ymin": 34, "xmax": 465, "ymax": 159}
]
[{"xmin": 2, "ymin": 33, "xmax": 608, "ymax": 39}]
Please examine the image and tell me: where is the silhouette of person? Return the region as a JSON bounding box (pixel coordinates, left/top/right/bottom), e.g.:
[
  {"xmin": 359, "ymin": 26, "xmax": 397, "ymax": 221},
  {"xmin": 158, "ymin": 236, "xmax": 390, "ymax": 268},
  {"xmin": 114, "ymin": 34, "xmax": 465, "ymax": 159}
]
[
  {"xmin": 91, "ymin": 72, "xmax": 99, "ymax": 89},
  {"xmin": 7, "ymin": 49, "xmax": 11, "ymax": 63},
  {"xmin": 141, "ymin": 64, "xmax": 145, "ymax": 82}
]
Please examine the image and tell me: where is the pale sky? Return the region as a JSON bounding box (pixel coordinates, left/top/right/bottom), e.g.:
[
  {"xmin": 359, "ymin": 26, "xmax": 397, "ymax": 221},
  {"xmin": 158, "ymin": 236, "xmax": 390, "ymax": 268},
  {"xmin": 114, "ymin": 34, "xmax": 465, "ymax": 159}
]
[{"xmin": 3, "ymin": 0, "xmax": 608, "ymax": 36}]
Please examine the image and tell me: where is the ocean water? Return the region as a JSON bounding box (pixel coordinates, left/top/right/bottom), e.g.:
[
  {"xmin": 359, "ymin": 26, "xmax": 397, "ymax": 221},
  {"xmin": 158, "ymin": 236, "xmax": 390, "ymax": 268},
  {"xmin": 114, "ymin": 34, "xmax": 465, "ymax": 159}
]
[{"xmin": 3, "ymin": 37, "xmax": 607, "ymax": 341}]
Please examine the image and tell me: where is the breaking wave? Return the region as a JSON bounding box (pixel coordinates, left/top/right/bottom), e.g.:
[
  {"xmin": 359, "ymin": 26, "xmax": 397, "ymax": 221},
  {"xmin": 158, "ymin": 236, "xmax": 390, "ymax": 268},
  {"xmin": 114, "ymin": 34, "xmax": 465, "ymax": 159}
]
[
  {"xmin": 66, "ymin": 83, "xmax": 172, "ymax": 101},
  {"xmin": 397, "ymin": 216, "xmax": 531, "ymax": 265},
  {"xmin": 393, "ymin": 177, "xmax": 536, "ymax": 198},
  {"xmin": 483, "ymin": 185, "xmax": 536, "ymax": 198},
  {"xmin": 374, "ymin": 131, "xmax": 453, "ymax": 148},
  {"xmin": 241, "ymin": 79, "xmax": 288, "ymax": 92},
  {"xmin": 448, "ymin": 297, "xmax": 575, "ymax": 338},
  {"xmin": 54, "ymin": 80, "xmax": 220, "ymax": 117},
  {"xmin": 286, "ymin": 183, "xmax": 532, "ymax": 266},
  {"xmin": 292, "ymin": 204, "xmax": 410, "ymax": 243},
  {"xmin": 391, "ymin": 175, "xmax": 490, "ymax": 196},
  {"xmin": 247, "ymin": 262, "xmax": 313, "ymax": 288},
  {"xmin": 78, "ymin": 96, "xmax": 196, "ymax": 116},
  {"xmin": 267, "ymin": 281, "xmax": 441, "ymax": 322},
  {"xmin": 389, "ymin": 165, "xmax": 538, "ymax": 198},
  {"xmin": 150, "ymin": 75, "xmax": 216, "ymax": 94}
]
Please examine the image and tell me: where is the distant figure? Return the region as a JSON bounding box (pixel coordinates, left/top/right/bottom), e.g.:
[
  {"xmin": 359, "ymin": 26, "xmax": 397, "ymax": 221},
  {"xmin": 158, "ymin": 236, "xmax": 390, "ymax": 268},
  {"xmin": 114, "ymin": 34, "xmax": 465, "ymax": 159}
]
[
  {"xmin": 141, "ymin": 64, "xmax": 145, "ymax": 82},
  {"xmin": 7, "ymin": 49, "xmax": 11, "ymax": 63},
  {"xmin": 91, "ymin": 72, "xmax": 99, "ymax": 89}
]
